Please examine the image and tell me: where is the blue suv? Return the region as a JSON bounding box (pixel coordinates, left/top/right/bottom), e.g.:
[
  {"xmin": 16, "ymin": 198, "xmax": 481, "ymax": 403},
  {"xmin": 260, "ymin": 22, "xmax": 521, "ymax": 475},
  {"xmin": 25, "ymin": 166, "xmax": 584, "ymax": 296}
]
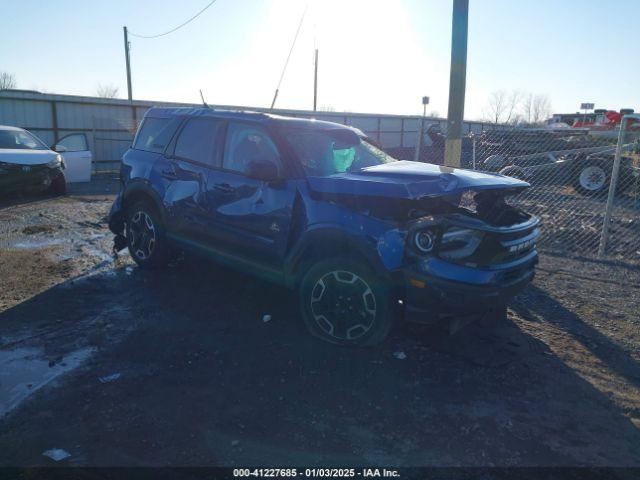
[{"xmin": 109, "ymin": 108, "xmax": 539, "ymax": 346}]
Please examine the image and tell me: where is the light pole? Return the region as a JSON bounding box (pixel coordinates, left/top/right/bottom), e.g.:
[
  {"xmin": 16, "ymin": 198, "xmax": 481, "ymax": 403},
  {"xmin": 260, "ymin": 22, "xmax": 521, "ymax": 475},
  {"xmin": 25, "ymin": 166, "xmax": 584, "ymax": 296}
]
[
  {"xmin": 313, "ymin": 48, "xmax": 318, "ymax": 111},
  {"xmin": 444, "ymin": 0, "xmax": 469, "ymax": 167},
  {"xmin": 123, "ymin": 26, "xmax": 133, "ymax": 102},
  {"xmin": 414, "ymin": 96, "xmax": 429, "ymax": 162}
]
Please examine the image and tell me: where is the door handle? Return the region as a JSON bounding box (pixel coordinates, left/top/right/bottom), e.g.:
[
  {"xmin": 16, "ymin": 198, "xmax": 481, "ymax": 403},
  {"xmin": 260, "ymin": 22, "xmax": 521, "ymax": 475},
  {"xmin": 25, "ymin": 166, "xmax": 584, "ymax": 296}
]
[
  {"xmin": 214, "ymin": 182, "xmax": 235, "ymax": 194},
  {"xmin": 161, "ymin": 167, "xmax": 177, "ymax": 180}
]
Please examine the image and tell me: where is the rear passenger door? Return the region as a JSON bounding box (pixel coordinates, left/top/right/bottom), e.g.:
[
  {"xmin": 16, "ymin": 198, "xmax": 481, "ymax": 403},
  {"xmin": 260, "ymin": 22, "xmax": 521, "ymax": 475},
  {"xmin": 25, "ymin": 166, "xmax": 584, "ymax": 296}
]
[{"xmin": 162, "ymin": 117, "xmax": 224, "ymax": 244}]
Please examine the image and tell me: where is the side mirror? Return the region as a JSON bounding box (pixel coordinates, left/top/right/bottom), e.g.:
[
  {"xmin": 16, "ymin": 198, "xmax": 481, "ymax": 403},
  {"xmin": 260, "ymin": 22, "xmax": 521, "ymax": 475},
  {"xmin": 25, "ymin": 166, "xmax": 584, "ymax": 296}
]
[
  {"xmin": 53, "ymin": 144, "xmax": 67, "ymax": 153},
  {"xmin": 246, "ymin": 159, "xmax": 278, "ymax": 182}
]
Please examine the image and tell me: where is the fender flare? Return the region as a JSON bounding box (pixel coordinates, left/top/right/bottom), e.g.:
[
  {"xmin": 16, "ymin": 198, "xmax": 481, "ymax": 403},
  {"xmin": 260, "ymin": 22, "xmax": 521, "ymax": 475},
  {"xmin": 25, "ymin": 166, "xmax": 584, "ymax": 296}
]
[
  {"xmin": 283, "ymin": 225, "xmax": 390, "ymax": 288},
  {"xmin": 109, "ymin": 180, "xmax": 166, "ymax": 236},
  {"xmin": 121, "ymin": 180, "xmax": 167, "ymax": 223}
]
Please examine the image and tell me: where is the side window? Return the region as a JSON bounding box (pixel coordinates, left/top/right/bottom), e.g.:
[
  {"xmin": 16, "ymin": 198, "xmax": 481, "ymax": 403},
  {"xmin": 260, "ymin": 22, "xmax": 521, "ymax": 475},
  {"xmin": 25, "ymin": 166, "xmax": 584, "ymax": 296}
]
[
  {"xmin": 174, "ymin": 118, "xmax": 222, "ymax": 166},
  {"xmin": 57, "ymin": 133, "xmax": 88, "ymax": 152},
  {"xmin": 133, "ymin": 117, "xmax": 181, "ymax": 153},
  {"xmin": 223, "ymin": 123, "xmax": 280, "ymax": 174}
]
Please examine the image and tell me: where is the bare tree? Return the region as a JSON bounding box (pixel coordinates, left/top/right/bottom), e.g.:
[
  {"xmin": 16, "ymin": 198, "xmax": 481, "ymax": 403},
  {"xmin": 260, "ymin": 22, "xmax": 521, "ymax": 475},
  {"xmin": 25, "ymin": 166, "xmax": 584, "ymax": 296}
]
[
  {"xmin": 95, "ymin": 84, "xmax": 120, "ymax": 98},
  {"xmin": 520, "ymin": 93, "xmax": 552, "ymax": 126},
  {"xmin": 484, "ymin": 90, "xmax": 550, "ymax": 126},
  {"xmin": 484, "ymin": 90, "xmax": 524, "ymax": 124},
  {"xmin": 484, "ymin": 90, "xmax": 507, "ymax": 124},
  {"xmin": 505, "ymin": 90, "xmax": 523, "ymax": 124},
  {"xmin": 531, "ymin": 94, "xmax": 552, "ymax": 125},
  {"xmin": 0, "ymin": 71, "xmax": 17, "ymax": 90}
]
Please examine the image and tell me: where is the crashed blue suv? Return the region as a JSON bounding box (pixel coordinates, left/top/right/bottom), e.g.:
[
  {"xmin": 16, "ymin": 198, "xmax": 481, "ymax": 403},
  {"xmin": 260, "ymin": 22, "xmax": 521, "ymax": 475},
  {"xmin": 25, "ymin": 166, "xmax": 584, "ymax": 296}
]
[{"xmin": 109, "ymin": 108, "xmax": 539, "ymax": 346}]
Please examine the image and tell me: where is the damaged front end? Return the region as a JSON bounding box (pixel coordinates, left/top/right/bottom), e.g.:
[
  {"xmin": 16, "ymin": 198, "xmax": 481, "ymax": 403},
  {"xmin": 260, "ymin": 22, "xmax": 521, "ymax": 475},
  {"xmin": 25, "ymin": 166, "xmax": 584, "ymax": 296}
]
[{"xmin": 397, "ymin": 189, "xmax": 539, "ymax": 328}]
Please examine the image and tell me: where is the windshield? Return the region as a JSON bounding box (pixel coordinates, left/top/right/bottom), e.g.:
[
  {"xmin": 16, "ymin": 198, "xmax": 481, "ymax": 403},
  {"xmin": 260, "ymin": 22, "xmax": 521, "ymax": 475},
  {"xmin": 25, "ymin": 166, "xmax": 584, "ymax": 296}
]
[
  {"xmin": 0, "ymin": 129, "xmax": 48, "ymax": 150},
  {"xmin": 284, "ymin": 129, "xmax": 397, "ymax": 176}
]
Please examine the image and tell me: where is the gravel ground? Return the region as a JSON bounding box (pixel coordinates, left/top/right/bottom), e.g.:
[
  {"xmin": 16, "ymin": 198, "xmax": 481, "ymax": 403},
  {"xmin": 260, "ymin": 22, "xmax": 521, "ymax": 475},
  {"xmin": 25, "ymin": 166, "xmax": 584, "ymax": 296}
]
[{"xmin": 0, "ymin": 181, "xmax": 639, "ymax": 467}]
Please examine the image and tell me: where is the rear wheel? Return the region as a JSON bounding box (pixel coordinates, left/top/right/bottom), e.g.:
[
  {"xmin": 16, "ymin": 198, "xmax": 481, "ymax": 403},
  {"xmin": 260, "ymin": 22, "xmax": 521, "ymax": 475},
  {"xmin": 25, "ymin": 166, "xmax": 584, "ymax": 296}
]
[
  {"xmin": 126, "ymin": 201, "xmax": 170, "ymax": 268},
  {"xmin": 299, "ymin": 258, "xmax": 393, "ymax": 346}
]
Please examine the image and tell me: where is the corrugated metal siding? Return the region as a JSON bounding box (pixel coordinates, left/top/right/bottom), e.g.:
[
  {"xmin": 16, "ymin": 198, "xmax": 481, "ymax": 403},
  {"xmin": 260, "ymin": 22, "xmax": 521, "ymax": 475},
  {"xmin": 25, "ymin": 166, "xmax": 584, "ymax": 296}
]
[
  {"xmin": 57, "ymin": 103, "xmax": 133, "ymax": 130},
  {"xmin": 0, "ymin": 98, "xmax": 52, "ymax": 128}
]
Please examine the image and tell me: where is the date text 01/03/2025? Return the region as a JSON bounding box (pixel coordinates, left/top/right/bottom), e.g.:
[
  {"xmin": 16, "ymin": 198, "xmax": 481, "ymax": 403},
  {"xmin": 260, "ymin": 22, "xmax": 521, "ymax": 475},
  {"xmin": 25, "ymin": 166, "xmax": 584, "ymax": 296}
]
[{"xmin": 232, "ymin": 468, "xmax": 401, "ymax": 477}]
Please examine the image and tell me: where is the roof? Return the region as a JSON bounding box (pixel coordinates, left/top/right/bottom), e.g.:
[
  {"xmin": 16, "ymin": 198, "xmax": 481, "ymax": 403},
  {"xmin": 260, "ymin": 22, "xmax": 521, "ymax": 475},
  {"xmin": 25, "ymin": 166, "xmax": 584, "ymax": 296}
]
[
  {"xmin": 0, "ymin": 125, "xmax": 26, "ymax": 132},
  {"xmin": 144, "ymin": 107, "xmax": 356, "ymax": 131}
]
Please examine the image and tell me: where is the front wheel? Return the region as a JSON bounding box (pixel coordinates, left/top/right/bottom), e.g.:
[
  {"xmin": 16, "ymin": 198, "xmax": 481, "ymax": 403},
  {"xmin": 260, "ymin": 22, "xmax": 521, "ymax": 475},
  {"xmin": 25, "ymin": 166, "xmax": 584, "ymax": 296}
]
[
  {"xmin": 126, "ymin": 201, "xmax": 171, "ymax": 268},
  {"xmin": 298, "ymin": 258, "xmax": 393, "ymax": 346}
]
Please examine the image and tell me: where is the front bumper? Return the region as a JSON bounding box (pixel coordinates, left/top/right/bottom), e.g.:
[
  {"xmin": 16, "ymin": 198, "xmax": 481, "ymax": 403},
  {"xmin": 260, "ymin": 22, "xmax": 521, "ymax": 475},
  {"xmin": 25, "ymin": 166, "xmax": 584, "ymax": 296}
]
[
  {"xmin": 402, "ymin": 251, "xmax": 537, "ymax": 324},
  {"xmin": 0, "ymin": 164, "xmax": 63, "ymax": 193}
]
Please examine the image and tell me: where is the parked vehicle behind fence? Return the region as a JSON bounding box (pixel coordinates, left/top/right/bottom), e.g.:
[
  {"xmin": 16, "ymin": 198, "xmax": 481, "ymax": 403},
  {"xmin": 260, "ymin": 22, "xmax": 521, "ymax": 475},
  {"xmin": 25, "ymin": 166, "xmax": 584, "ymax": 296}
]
[
  {"xmin": 480, "ymin": 131, "xmax": 638, "ymax": 196},
  {"xmin": 108, "ymin": 108, "xmax": 540, "ymax": 346}
]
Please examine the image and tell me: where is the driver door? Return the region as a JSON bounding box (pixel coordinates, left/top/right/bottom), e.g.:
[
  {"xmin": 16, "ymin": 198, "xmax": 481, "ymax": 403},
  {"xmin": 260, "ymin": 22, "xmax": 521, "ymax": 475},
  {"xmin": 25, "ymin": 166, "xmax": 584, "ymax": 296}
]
[
  {"xmin": 206, "ymin": 122, "xmax": 296, "ymax": 269},
  {"xmin": 55, "ymin": 133, "xmax": 92, "ymax": 182}
]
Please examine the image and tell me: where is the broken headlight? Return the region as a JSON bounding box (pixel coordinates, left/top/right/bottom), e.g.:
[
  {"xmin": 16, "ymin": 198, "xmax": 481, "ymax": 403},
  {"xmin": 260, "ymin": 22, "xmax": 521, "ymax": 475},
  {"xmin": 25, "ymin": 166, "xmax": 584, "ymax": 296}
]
[
  {"xmin": 438, "ymin": 228, "xmax": 483, "ymax": 261},
  {"xmin": 413, "ymin": 229, "xmax": 436, "ymax": 253},
  {"xmin": 47, "ymin": 155, "xmax": 63, "ymax": 169}
]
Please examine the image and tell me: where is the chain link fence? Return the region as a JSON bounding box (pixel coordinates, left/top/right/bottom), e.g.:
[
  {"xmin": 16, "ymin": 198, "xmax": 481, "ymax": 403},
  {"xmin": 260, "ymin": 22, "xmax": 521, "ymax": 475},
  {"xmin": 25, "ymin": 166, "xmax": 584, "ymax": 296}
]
[{"xmin": 465, "ymin": 123, "xmax": 640, "ymax": 263}]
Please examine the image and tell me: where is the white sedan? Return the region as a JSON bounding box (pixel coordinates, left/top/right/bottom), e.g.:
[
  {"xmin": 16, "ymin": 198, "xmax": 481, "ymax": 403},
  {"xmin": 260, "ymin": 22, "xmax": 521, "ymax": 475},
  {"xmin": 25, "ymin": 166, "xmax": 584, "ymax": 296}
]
[{"xmin": 0, "ymin": 125, "xmax": 92, "ymax": 196}]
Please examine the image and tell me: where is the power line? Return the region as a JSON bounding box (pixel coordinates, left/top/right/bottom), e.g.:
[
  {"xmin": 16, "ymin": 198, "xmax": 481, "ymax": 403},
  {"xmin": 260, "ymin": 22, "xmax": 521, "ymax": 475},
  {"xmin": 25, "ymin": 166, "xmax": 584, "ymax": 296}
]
[
  {"xmin": 128, "ymin": 0, "xmax": 219, "ymax": 39},
  {"xmin": 270, "ymin": 4, "xmax": 308, "ymax": 109}
]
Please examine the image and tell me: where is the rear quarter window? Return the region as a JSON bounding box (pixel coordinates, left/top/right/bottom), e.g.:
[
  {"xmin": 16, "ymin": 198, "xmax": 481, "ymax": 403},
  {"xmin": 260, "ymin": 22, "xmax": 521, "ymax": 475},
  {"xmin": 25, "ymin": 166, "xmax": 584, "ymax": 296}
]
[{"xmin": 133, "ymin": 117, "xmax": 181, "ymax": 153}]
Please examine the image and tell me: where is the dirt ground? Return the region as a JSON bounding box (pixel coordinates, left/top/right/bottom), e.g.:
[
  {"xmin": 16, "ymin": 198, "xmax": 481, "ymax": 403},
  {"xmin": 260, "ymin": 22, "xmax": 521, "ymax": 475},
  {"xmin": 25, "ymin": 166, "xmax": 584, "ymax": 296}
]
[{"xmin": 0, "ymin": 180, "xmax": 639, "ymax": 467}]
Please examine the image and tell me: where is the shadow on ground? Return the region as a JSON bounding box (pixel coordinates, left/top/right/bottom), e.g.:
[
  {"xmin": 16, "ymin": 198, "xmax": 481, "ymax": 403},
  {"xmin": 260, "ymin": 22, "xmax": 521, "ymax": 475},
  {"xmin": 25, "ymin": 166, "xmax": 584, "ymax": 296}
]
[
  {"xmin": 1, "ymin": 257, "xmax": 639, "ymax": 467},
  {"xmin": 512, "ymin": 284, "xmax": 640, "ymax": 391}
]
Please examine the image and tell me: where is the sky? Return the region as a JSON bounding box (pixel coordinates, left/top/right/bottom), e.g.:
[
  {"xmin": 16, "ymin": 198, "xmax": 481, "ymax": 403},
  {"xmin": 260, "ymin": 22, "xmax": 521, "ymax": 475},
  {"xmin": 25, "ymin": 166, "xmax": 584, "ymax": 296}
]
[{"xmin": 1, "ymin": 0, "xmax": 638, "ymax": 120}]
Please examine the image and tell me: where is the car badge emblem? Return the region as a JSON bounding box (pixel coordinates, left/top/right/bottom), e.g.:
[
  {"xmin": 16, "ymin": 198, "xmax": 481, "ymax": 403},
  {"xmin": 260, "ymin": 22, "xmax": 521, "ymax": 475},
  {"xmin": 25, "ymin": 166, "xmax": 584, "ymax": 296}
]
[
  {"xmin": 270, "ymin": 222, "xmax": 280, "ymax": 233},
  {"xmin": 22, "ymin": 166, "xmax": 31, "ymax": 172}
]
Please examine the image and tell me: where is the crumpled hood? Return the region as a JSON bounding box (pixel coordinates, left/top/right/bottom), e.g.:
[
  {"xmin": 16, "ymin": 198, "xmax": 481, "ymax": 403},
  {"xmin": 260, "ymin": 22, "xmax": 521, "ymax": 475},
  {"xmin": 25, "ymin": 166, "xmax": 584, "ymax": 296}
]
[
  {"xmin": 307, "ymin": 160, "xmax": 529, "ymax": 199},
  {"xmin": 0, "ymin": 149, "xmax": 58, "ymax": 166}
]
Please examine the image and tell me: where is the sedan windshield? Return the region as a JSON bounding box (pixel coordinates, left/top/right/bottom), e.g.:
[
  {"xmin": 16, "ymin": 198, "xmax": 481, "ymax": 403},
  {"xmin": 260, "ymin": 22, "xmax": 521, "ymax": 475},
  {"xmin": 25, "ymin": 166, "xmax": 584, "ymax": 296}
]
[
  {"xmin": 284, "ymin": 129, "xmax": 396, "ymax": 176},
  {"xmin": 0, "ymin": 129, "xmax": 47, "ymax": 150}
]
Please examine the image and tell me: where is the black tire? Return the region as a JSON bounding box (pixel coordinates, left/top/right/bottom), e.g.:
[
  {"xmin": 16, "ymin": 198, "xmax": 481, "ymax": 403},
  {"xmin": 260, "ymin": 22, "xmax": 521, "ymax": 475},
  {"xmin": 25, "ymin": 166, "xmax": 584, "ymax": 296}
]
[
  {"xmin": 126, "ymin": 200, "xmax": 171, "ymax": 268},
  {"xmin": 573, "ymin": 162, "xmax": 609, "ymax": 195},
  {"xmin": 48, "ymin": 170, "xmax": 67, "ymax": 196},
  {"xmin": 298, "ymin": 257, "xmax": 393, "ymax": 346}
]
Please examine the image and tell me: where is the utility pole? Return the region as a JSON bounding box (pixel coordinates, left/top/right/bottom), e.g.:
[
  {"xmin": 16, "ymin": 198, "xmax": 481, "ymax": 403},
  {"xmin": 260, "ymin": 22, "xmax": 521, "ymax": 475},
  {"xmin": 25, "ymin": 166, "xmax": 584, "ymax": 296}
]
[
  {"xmin": 313, "ymin": 49, "xmax": 318, "ymax": 111},
  {"xmin": 414, "ymin": 96, "xmax": 429, "ymax": 162},
  {"xmin": 444, "ymin": 0, "xmax": 469, "ymax": 167},
  {"xmin": 123, "ymin": 26, "xmax": 133, "ymax": 102}
]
